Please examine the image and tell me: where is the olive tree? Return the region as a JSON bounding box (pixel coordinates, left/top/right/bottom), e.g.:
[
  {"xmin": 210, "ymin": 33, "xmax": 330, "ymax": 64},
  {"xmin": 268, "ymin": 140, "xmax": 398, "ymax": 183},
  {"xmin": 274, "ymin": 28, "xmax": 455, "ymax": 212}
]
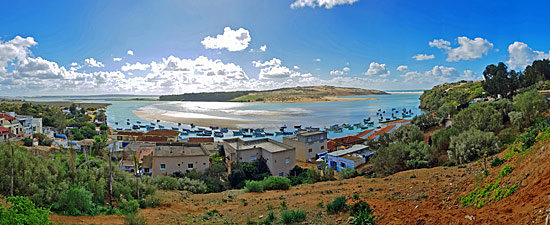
[{"xmin": 448, "ymin": 129, "xmax": 500, "ymax": 164}]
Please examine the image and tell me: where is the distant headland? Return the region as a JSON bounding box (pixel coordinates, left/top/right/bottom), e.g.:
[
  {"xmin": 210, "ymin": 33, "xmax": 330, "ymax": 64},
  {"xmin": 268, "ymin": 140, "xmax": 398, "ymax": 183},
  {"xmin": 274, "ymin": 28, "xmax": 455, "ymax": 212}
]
[{"xmin": 158, "ymin": 85, "xmax": 388, "ymax": 103}]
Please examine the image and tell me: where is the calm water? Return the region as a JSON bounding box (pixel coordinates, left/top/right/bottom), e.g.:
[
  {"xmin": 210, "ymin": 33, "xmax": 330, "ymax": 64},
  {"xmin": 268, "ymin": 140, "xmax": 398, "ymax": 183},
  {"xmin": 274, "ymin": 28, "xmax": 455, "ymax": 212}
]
[{"xmin": 23, "ymin": 93, "xmax": 423, "ymax": 142}]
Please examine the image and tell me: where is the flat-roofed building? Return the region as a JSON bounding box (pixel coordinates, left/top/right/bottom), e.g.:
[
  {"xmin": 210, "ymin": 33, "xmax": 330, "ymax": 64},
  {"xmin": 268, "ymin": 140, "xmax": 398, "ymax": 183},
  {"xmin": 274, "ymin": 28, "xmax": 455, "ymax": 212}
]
[
  {"xmin": 282, "ymin": 131, "xmax": 327, "ymax": 162},
  {"xmin": 223, "ymin": 138, "xmax": 295, "ymax": 177},
  {"xmin": 151, "ymin": 143, "xmax": 210, "ymax": 177}
]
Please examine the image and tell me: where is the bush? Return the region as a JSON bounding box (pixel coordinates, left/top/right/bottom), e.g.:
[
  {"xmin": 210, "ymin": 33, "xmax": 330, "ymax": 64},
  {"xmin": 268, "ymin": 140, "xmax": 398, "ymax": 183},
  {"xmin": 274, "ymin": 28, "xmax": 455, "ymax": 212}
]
[
  {"xmin": 448, "ymin": 129, "xmax": 500, "ymax": 164},
  {"xmin": 144, "ymin": 194, "xmax": 163, "ymax": 208},
  {"xmin": 350, "ymin": 201, "xmax": 375, "ymax": 225},
  {"xmin": 326, "ymin": 196, "xmax": 347, "ymax": 214},
  {"xmin": 391, "ymin": 125, "xmax": 424, "ymax": 144},
  {"xmin": 280, "ymin": 210, "xmax": 307, "ymax": 224},
  {"xmin": 490, "ymin": 157, "xmax": 504, "ymax": 167},
  {"xmin": 0, "ymin": 196, "xmax": 52, "ymax": 225},
  {"xmin": 262, "ymin": 176, "xmax": 291, "ymax": 191},
  {"xmin": 245, "ymin": 180, "xmax": 264, "ymax": 193},
  {"xmin": 339, "ymin": 168, "xmax": 359, "ymax": 180},
  {"xmin": 23, "ymin": 137, "xmax": 33, "ymax": 146},
  {"xmin": 513, "ymin": 89, "xmax": 548, "ymax": 127},
  {"xmin": 287, "ymin": 166, "xmax": 311, "ymax": 185},
  {"xmin": 412, "ymin": 114, "xmax": 439, "ymax": 131},
  {"xmin": 177, "ymin": 177, "xmax": 207, "ymax": 194},
  {"xmin": 499, "ymin": 165, "xmax": 514, "ymax": 177},
  {"xmin": 53, "ymin": 186, "xmax": 97, "ymax": 216},
  {"xmin": 453, "ymin": 103, "xmax": 502, "ymax": 132},
  {"xmin": 120, "ymin": 199, "xmax": 140, "ymax": 215},
  {"xmin": 124, "ymin": 213, "xmax": 148, "ymax": 225},
  {"xmin": 153, "ymin": 176, "xmax": 179, "ymax": 190}
]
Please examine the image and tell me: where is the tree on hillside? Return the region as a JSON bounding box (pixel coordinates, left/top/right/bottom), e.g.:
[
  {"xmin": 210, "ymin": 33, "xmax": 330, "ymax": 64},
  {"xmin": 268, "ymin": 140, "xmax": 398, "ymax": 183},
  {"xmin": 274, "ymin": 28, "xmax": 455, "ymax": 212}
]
[
  {"xmin": 448, "ymin": 129, "xmax": 500, "ymax": 164},
  {"xmin": 482, "ymin": 62, "xmax": 519, "ymax": 98},
  {"xmin": 513, "ymin": 89, "xmax": 548, "ymax": 127},
  {"xmin": 453, "ymin": 103, "xmax": 502, "ymax": 132},
  {"xmin": 412, "ymin": 114, "xmax": 439, "ymax": 131},
  {"xmin": 520, "ymin": 59, "xmax": 550, "ymax": 88},
  {"xmin": 391, "ymin": 125, "xmax": 424, "ymax": 145}
]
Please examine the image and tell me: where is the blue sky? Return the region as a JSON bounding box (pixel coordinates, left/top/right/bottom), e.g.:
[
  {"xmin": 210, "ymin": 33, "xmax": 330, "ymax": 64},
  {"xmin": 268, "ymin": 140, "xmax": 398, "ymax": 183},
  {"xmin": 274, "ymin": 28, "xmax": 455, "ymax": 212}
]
[{"xmin": 1, "ymin": 0, "xmax": 550, "ymax": 95}]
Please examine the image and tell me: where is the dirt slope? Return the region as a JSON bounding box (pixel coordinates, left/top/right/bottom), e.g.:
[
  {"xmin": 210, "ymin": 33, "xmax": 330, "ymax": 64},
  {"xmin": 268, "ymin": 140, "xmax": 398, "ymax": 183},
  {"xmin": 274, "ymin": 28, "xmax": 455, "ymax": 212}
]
[{"xmin": 51, "ymin": 140, "xmax": 550, "ymax": 225}]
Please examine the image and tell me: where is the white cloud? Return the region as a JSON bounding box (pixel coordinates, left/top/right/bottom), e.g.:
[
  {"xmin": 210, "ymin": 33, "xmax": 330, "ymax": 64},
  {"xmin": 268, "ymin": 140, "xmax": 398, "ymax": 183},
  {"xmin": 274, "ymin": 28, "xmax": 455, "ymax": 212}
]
[
  {"xmin": 259, "ymin": 45, "xmax": 267, "ymax": 52},
  {"xmin": 397, "ymin": 65, "xmax": 408, "ymax": 72},
  {"xmin": 84, "ymin": 58, "xmax": 105, "ymax": 68},
  {"xmin": 429, "ymin": 39, "xmax": 451, "ymax": 51},
  {"xmin": 314, "ymin": 58, "xmax": 321, "ymax": 62},
  {"xmin": 253, "ymin": 58, "xmax": 310, "ymax": 79},
  {"xmin": 290, "ymin": 0, "xmax": 358, "ymax": 9},
  {"xmin": 113, "ymin": 57, "xmax": 122, "ymax": 62},
  {"xmin": 412, "ymin": 54, "xmax": 435, "ymax": 61},
  {"xmin": 364, "ymin": 62, "xmax": 390, "ymax": 77},
  {"xmin": 293, "ymin": 65, "xmax": 300, "ymax": 70},
  {"xmin": 252, "ymin": 58, "xmax": 282, "ymax": 67},
  {"xmin": 330, "ymin": 66, "xmax": 350, "ymax": 76},
  {"xmin": 121, "ymin": 62, "xmax": 151, "ymax": 71},
  {"xmin": 401, "ymin": 65, "xmax": 459, "ymax": 83},
  {"xmin": 127, "ymin": 50, "xmax": 134, "ymax": 56},
  {"xmin": 201, "ymin": 27, "xmax": 251, "ymax": 52},
  {"xmin": 430, "ymin": 37, "xmax": 493, "ymax": 62},
  {"xmin": 506, "ymin": 41, "xmax": 550, "ymax": 70},
  {"xmin": 0, "ymin": 36, "xmax": 37, "ymax": 73}
]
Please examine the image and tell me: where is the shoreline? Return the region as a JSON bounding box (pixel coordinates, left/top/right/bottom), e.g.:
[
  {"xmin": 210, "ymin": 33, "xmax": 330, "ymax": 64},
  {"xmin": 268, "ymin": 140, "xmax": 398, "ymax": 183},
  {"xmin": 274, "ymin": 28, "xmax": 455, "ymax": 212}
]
[{"xmin": 0, "ymin": 100, "xmax": 111, "ymax": 109}]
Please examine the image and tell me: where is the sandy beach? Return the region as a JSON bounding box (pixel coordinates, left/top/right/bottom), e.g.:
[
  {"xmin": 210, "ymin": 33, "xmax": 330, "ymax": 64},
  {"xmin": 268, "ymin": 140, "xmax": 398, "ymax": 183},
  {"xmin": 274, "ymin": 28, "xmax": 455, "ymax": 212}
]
[{"xmin": 133, "ymin": 110, "xmax": 254, "ymax": 130}]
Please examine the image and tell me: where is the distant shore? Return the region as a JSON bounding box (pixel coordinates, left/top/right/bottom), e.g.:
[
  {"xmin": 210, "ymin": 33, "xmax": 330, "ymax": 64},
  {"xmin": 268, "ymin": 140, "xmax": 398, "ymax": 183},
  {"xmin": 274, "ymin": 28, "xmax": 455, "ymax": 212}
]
[
  {"xmin": 254, "ymin": 96, "xmax": 376, "ymax": 103},
  {"xmin": 0, "ymin": 99, "xmax": 111, "ymax": 109}
]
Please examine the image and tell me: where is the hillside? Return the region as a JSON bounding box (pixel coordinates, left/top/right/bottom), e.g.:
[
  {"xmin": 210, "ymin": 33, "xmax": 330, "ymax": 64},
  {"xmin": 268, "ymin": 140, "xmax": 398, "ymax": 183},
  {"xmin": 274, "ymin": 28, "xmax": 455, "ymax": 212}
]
[
  {"xmin": 50, "ymin": 137, "xmax": 550, "ymax": 224},
  {"xmin": 158, "ymin": 86, "xmax": 387, "ymax": 103}
]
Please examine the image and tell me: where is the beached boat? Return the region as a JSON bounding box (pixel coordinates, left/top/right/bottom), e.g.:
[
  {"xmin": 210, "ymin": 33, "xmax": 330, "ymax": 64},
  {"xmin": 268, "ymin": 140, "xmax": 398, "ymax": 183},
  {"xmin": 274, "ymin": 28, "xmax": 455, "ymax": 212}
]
[
  {"xmin": 127, "ymin": 119, "xmax": 130, "ymax": 121},
  {"xmin": 233, "ymin": 131, "xmax": 243, "ymax": 136},
  {"xmin": 127, "ymin": 122, "xmax": 130, "ymax": 125},
  {"xmin": 348, "ymin": 126, "xmax": 354, "ymax": 130},
  {"xmin": 190, "ymin": 123, "xmax": 195, "ymax": 128},
  {"xmin": 198, "ymin": 128, "xmax": 205, "ymax": 131},
  {"xmin": 210, "ymin": 126, "xmax": 219, "ymax": 130},
  {"xmin": 151, "ymin": 122, "xmax": 155, "ymax": 125},
  {"xmin": 334, "ymin": 128, "xmax": 343, "ymax": 133},
  {"xmin": 115, "ymin": 122, "xmax": 118, "ymax": 125},
  {"xmin": 157, "ymin": 120, "xmax": 160, "ymax": 123},
  {"xmin": 353, "ymin": 123, "xmax": 361, "ymax": 127},
  {"xmin": 139, "ymin": 125, "xmax": 146, "ymax": 128},
  {"xmin": 264, "ymin": 132, "xmax": 274, "ymax": 136},
  {"xmin": 178, "ymin": 123, "xmax": 181, "ymax": 126},
  {"xmin": 159, "ymin": 125, "xmax": 164, "ymax": 129},
  {"xmin": 294, "ymin": 125, "xmax": 301, "ymax": 129},
  {"xmin": 220, "ymin": 128, "xmax": 228, "ymax": 133},
  {"xmin": 243, "ymin": 134, "xmax": 253, "ymax": 138},
  {"xmin": 132, "ymin": 125, "xmax": 139, "ymax": 129},
  {"xmin": 275, "ymin": 131, "xmax": 284, "ymax": 135},
  {"xmin": 254, "ymin": 128, "xmax": 265, "ymax": 133},
  {"xmin": 171, "ymin": 127, "xmax": 179, "ymax": 131},
  {"xmin": 180, "ymin": 131, "xmax": 189, "ymax": 136},
  {"xmin": 116, "ymin": 128, "xmax": 122, "ymax": 130},
  {"xmin": 283, "ymin": 131, "xmax": 294, "ymax": 135},
  {"xmin": 214, "ymin": 132, "xmax": 224, "ymax": 138},
  {"xmin": 360, "ymin": 126, "xmax": 369, "ymax": 129},
  {"xmin": 136, "ymin": 121, "xmax": 141, "ymax": 124},
  {"xmin": 254, "ymin": 132, "xmax": 265, "ymax": 137}
]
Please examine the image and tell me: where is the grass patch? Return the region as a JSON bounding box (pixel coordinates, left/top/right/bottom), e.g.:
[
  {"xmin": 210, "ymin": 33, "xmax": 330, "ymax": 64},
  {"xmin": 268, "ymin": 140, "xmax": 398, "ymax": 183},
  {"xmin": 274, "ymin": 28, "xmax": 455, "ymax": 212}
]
[
  {"xmin": 280, "ymin": 210, "xmax": 307, "ymax": 224},
  {"xmin": 460, "ymin": 179, "xmax": 517, "ymax": 208}
]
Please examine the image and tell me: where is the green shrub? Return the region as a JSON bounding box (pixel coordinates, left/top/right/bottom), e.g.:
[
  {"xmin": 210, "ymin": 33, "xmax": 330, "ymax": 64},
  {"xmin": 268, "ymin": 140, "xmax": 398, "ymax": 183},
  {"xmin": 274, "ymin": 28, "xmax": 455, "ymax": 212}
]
[
  {"xmin": 0, "ymin": 196, "xmax": 52, "ymax": 225},
  {"xmin": 52, "ymin": 186, "xmax": 97, "ymax": 216},
  {"xmin": 245, "ymin": 180, "xmax": 264, "ymax": 193},
  {"xmin": 448, "ymin": 129, "xmax": 500, "ymax": 164},
  {"xmin": 153, "ymin": 176, "xmax": 179, "ymax": 190},
  {"xmin": 144, "ymin": 194, "xmax": 163, "ymax": 208},
  {"xmin": 490, "ymin": 157, "xmax": 504, "ymax": 167},
  {"xmin": 259, "ymin": 211, "xmax": 275, "ymax": 225},
  {"xmin": 262, "ymin": 176, "xmax": 291, "ymax": 191},
  {"xmin": 326, "ymin": 196, "xmax": 347, "ymax": 214},
  {"xmin": 339, "ymin": 168, "xmax": 359, "ymax": 180},
  {"xmin": 349, "ymin": 200, "xmax": 370, "ymax": 215},
  {"xmin": 280, "ymin": 210, "xmax": 307, "ymax": 224},
  {"xmin": 177, "ymin": 177, "xmax": 207, "ymax": 193},
  {"xmin": 499, "ymin": 127, "xmax": 516, "ymax": 144},
  {"xmin": 124, "ymin": 213, "xmax": 148, "ymax": 225},
  {"xmin": 499, "ymin": 165, "xmax": 514, "ymax": 177},
  {"xmin": 351, "ymin": 207, "xmax": 375, "ymax": 225},
  {"xmin": 120, "ymin": 199, "xmax": 140, "ymax": 215}
]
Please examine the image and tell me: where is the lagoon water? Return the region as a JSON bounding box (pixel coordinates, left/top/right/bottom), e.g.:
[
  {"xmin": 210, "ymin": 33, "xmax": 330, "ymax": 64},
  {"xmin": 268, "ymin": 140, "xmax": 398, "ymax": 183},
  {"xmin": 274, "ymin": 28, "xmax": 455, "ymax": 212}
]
[{"xmin": 24, "ymin": 92, "xmax": 423, "ymax": 142}]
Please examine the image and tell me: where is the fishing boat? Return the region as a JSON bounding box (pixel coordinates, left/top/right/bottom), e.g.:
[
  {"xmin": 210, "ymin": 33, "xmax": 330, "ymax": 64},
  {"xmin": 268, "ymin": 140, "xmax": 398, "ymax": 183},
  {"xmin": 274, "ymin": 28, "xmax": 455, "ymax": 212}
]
[
  {"xmin": 275, "ymin": 131, "xmax": 284, "ymax": 135},
  {"xmin": 214, "ymin": 132, "xmax": 224, "ymax": 138},
  {"xmin": 220, "ymin": 128, "xmax": 229, "ymax": 133},
  {"xmin": 151, "ymin": 122, "xmax": 155, "ymax": 125},
  {"xmin": 178, "ymin": 123, "xmax": 181, "ymax": 126},
  {"xmin": 294, "ymin": 125, "xmax": 301, "ymax": 129},
  {"xmin": 127, "ymin": 122, "xmax": 130, "ymax": 125},
  {"xmin": 115, "ymin": 122, "xmax": 118, "ymax": 125},
  {"xmin": 264, "ymin": 132, "xmax": 274, "ymax": 136},
  {"xmin": 204, "ymin": 130, "xmax": 213, "ymax": 136},
  {"xmin": 210, "ymin": 126, "xmax": 219, "ymax": 130},
  {"xmin": 353, "ymin": 123, "xmax": 361, "ymax": 127},
  {"xmin": 171, "ymin": 127, "xmax": 179, "ymax": 131},
  {"xmin": 254, "ymin": 132, "xmax": 265, "ymax": 137},
  {"xmin": 283, "ymin": 131, "xmax": 294, "ymax": 135},
  {"xmin": 157, "ymin": 120, "xmax": 160, "ymax": 123},
  {"xmin": 132, "ymin": 125, "xmax": 139, "ymax": 129},
  {"xmin": 254, "ymin": 128, "xmax": 264, "ymax": 133},
  {"xmin": 127, "ymin": 119, "xmax": 130, "ymax": 121},
  {"xmin": 233, "ymin": 131, "xmax": 243, "ymax": 136},
  {"xmin": 334, "ymin": 128, "xmax": 343, "ymax": 133},
  {"xmin": 243, "ymin": 134, "xmax": 253, "ymax": 138},
  {"xmin": 139, "ymin": 125, "xmax": 146, "ymax": 128},
  {"xmin": 360, "ymin": 126, "xmax": 370, "ymax": 129},
  {"xmin": 280, "ymin": 125, "xmax": 287, "ymax": 130},
  {"xmin": 159, "ymin": 125, "xmax": 165, "ymax": 129},
  {"xmin": 180, "ymin": 131, "xmax": 189, "ymax": 136},
  {"xmin": 198, "ymin": 128, "xmax": 205, "ymax": 131},
  {"xmin": 116, "ymin": 128, "xmax": 122, "ymax": 130},
  {"xmin": 136, "ymin": 121, "xmax": 141, "ymax": 124},
  {"xmin": 182, "ymin": 128, "xmax": 190, "ymax": 132},
  {"xmin": 348, "ymin": 126, "xmax": 354, "ymax": 130},
  {"xmin": 190, "ymin": 123, "xmax": 195, "ymax": 128}
]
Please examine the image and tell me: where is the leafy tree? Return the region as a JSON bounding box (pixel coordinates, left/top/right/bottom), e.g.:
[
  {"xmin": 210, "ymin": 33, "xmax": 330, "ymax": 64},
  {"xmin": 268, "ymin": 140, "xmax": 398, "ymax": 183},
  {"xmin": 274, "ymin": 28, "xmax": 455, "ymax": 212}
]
[
  {"xmin": 52, "ymin": 186, "xmax": 97, "ymax": 216},
  {"xmin": 23, "ymin": 137, "xmax": 33, "ymax": 147},
  {"xmin": 33, "ymin": 133, "xmax": 53, "ymax": 146},
  {"xmin": 520, "ymin": 59, "xmax": 550, "ymax": 88},
  {"xmin": 391, "ymin": 125, "xmax": 424, "ymax": 145},
  {"xmin": 412, "ymin": 114, "xmax": 439, "ymax": 131},
  {"xmin": 448, "ymin": 129, "xmax": 500, "ymax": 164},
  {"xmin": 429, "ymin": 127, "xmax": 459, "ymax": 165},
  {"xmin": 509, "ymin": 111, "xmax": 526, "ymax": 131},
  {"xmin": 513, "ymin": 89, "xmax": 548, "ymax": 127},
  {"xmin": 436, "ymin": 101, "xmax": 458, "ymax": 119},
  {"xmin": 406, "ymin": 141, "xmax": 430, "ymax": 169},
  {"xmin": 372, "ymin": 142, "xmax": 409, "ymax": 176},
  {"xmin": 0, "ymin": 196, "xmax": 51, "ymax": 225},
  {"xmin": 453, "ymin": 103, "xmax": 502, "ymax": 132},
  {"xmin": 482, "ymin": 62, "xmax": 519, "ymax": 98}
]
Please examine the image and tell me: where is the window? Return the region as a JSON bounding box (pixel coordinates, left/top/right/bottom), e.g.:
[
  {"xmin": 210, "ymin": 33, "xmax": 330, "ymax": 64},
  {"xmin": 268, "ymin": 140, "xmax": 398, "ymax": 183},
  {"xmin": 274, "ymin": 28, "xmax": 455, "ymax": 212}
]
[
  {"xmin": 340, "ymin": 162, "xmax": 345, "ymax": 168},
  {"xmin": 188, "ymin": 163, "xmax": 193, "ymax": 169},
  {"xmin": 321, "ymin": 146, "xmax": 324, "ymax": 150},
  {"xmin": 307, "ymin": 138, "xmax": 312, "ymax": 142},
  {"xmin": 177, "ymin": 164, "xmax": 180, "ymax": 167},
  {"xmin": 144, "ymin": 168, "xmax": 149, "ymax": 173},
  {"xmin": 279, "ymin": 172, "xmax": 284, "ymax": 176},
  {"xmin": 160, "ymin": 164, "xmax": 166, "ymax": 170},
  {"xmin": 250, "ymin": 156, "xmax": 257, "ymax": 161},
  {"xmin": 308, "ymin": 148, "xmax": 312, "ymax": 153},
  {"xmin": 285, "ymin": 157, "xmax": 290, "ymax": 164}
]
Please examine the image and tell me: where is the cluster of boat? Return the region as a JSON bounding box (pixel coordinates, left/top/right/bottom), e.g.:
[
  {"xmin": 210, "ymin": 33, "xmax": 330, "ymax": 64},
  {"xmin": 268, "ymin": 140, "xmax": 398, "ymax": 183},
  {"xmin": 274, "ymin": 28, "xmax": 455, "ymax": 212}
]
[{"xmin": 376, "ymin": 108, "xmax": 414, "ymax": 123}]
